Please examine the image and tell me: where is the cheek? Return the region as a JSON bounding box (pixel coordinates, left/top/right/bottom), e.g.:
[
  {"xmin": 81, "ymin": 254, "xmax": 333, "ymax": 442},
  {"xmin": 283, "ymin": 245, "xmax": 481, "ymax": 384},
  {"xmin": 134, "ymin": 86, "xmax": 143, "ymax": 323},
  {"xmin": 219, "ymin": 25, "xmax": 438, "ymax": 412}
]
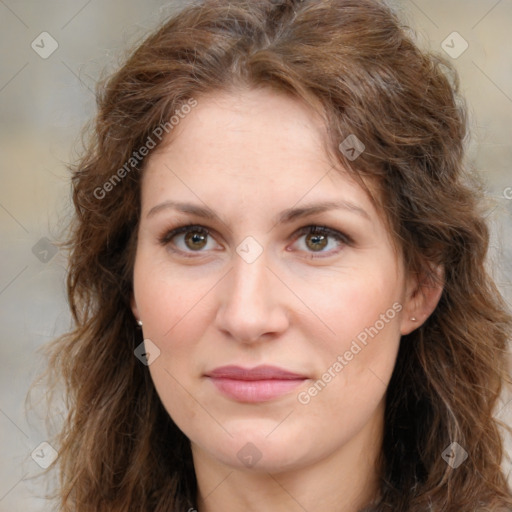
[
  {"xmin": 307, "ymin": 262, "xmax": 403, "ymax": 344},
  {"xmin": 148, "ymin": 362, "xmax": 209, "ymax": 450},
  {"xmin": 304, "ymin": 264, "xmax": 404, "ymax": 397},
  {"xmin": 133, "ymin": 256, "xmax": 216, "ymax": 407},
  {"xmin": 133, "ymin": 254, "xmax": 215, "ymax": 340},
  {"xmin": 293, "ymin": 275, "xmax": 402, "ymax": 449},
  {"xmin": 137, "ymin": 278, "xmax": 210, "ymax": 437}
]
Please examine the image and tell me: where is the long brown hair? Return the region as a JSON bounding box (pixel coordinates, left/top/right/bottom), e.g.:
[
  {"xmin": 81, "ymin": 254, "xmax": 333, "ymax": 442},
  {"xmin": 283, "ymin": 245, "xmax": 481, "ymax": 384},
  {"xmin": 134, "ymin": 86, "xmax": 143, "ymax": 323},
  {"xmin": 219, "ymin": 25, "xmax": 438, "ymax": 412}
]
[{"xmin": 34, "ymin": 0, "xmax": 512, "ymax": 510}]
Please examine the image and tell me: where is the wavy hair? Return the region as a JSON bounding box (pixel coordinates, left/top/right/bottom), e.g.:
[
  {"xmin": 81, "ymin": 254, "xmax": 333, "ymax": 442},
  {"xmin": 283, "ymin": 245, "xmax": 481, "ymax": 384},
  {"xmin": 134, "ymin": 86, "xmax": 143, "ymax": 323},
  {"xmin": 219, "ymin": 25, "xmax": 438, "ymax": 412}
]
[{"xmin": 35, "ymin": 0, "xmax": 512, "ymax": 510}]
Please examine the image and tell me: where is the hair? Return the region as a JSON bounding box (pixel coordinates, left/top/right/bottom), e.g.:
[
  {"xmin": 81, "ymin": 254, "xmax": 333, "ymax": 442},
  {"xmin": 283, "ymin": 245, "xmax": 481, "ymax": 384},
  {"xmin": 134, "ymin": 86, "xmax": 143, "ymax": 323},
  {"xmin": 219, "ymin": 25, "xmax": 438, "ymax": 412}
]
[{"xmin": 34, "ymin": 0, "xmax": 512, "ymax": 510}]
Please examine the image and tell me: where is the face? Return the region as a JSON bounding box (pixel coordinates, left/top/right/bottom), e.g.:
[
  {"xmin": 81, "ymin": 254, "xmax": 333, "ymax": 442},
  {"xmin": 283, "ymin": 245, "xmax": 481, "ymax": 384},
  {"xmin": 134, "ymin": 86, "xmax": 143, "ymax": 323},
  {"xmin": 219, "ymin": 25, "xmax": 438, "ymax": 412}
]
[{"xmin": 131, "ymin": 87, "xmax": 421, "ymax": 474}]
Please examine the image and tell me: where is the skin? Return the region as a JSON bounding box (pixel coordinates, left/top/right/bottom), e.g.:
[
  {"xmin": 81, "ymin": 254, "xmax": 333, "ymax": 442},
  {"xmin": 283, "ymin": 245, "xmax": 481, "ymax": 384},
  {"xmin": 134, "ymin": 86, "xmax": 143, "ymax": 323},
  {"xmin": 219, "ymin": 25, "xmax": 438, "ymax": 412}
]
[{"xmin": 131, "ymin": 87, "xmax": 443, "ymax": 512}]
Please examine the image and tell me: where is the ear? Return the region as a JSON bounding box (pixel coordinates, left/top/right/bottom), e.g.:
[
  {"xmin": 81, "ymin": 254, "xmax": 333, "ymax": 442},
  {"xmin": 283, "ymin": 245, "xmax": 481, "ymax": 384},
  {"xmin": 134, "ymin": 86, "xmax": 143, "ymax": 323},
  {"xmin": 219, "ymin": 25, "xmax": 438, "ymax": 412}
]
[{"xmin": 400, "ymin": 263, "xmax": 444, "ymax": 335}]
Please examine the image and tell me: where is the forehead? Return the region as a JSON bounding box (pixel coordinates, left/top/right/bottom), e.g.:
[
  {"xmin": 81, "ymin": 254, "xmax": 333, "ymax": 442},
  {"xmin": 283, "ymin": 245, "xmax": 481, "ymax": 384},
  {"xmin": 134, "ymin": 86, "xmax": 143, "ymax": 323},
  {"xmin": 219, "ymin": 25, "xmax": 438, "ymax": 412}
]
[
  {"xmin": 142, "ymin": 88, "xmax": 371, "ymax": 206},
  {"xmin": 156, "ymin": 88, "xmax": 330, "ymax": 169}
]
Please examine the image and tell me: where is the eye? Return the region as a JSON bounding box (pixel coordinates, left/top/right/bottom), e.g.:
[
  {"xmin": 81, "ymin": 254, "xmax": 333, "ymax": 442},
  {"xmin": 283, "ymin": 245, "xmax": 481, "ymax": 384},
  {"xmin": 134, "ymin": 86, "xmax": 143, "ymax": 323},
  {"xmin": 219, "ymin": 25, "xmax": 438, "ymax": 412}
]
[
  {"xmin": 158, "ymin": 224, "xmax": 220, "ymax": 257},
  {"xmin": 291, "ymin": 225, "xmax": 351, "ymax": 258},
  {"xmin": 158, "ymin": 224, "xmax": 352, "ymax": 259}
]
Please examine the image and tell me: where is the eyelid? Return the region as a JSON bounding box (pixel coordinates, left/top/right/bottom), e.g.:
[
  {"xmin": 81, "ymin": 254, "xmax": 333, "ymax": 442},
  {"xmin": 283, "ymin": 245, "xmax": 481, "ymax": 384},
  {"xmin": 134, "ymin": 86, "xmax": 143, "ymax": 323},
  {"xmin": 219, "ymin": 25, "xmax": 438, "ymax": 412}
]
[
  {"xmin": 158, "ymin": 223, "xmax": 352, "ymax": 258},
  {"xmin": 158, "ymin": 224, "xmax": 222, "ymax": 249},
  {"xmin": 289, "ymin": 225, "xmax": 351, "ymax": 258},
  {"xmin": 294, "ymin": 225, "xmax": 353, "ymax": 245}
]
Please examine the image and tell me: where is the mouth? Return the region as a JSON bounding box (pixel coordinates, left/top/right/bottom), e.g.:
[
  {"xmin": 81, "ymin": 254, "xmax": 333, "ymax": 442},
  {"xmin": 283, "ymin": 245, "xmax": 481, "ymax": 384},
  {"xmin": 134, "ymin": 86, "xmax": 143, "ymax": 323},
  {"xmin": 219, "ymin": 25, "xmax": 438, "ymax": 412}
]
[{"xmin": 204, "ymin": 365, "xmax": 308, "ymax": 403}]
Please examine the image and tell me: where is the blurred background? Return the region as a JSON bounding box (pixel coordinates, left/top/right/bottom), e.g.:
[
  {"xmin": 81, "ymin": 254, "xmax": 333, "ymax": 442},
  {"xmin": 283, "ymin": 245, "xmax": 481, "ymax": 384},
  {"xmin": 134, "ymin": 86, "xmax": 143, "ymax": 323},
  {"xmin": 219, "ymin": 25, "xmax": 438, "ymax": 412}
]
[{"xmin": 0, "ymin": 0, "xmax": 511, "ymax": 509}]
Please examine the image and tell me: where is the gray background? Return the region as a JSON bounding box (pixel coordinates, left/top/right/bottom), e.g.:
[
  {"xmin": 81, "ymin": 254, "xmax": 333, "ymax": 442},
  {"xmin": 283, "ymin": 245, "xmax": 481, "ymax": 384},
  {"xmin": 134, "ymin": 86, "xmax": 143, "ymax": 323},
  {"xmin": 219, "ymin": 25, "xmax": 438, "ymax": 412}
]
[{"xmin": 0, "ymin": 0, "xmax": 511, "ymax": 509}]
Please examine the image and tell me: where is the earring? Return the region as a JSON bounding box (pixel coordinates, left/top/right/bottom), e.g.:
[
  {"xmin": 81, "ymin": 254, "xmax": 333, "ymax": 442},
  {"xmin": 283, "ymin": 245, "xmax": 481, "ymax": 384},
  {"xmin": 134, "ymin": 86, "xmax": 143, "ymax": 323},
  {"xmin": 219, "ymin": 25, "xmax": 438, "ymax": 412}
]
[
  {"xmin": 137, "ymin": 320, "xmax": 143, "ymax": 327},
  {"xmin": 410, "ymin": 317, "xmax": 417, "ymax": 322}
]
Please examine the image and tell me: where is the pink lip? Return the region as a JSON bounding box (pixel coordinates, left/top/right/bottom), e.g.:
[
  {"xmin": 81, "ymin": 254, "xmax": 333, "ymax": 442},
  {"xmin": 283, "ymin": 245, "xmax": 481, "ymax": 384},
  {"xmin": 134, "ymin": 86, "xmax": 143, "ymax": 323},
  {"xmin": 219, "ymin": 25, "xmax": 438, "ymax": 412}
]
[{"xmin": 205, "ymin": 365, "xmax": 308, "ymax": 403}]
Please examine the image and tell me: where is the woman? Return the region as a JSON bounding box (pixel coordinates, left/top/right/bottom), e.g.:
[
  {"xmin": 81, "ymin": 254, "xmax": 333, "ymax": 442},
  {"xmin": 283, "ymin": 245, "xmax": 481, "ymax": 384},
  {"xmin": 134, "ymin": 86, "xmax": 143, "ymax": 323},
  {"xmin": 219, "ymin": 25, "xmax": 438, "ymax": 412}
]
[{"xmin": 38, "ymin": 0, "xmax": 512, "ymax": 510}]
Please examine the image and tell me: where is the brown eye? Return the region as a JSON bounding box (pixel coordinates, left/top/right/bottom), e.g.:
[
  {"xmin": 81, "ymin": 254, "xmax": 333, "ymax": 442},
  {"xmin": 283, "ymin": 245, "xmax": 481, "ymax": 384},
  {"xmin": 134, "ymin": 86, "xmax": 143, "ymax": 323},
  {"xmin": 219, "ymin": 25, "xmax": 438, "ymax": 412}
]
[
  {"xmin": 293, "ymin": 225, "xmax": 351, "ymax": 258},
  {"xmin": 184, "ymin": 230, "xmax": 208, "ymax": 250},
  {"xmin": 305, "ymin": 232, "xmax": 328, "ymax": 252},
  {"xmin": 159, "ymin": 225, "xmax": 219, "ymax": 257}
]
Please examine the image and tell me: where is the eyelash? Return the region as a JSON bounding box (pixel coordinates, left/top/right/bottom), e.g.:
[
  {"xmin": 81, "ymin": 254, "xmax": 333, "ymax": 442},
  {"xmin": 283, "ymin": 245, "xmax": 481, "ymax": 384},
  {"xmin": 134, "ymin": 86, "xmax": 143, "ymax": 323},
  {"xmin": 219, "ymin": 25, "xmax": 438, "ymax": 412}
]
[{"xmin": 158, "ymin": 224, "xmax": 353, "ymax": 259}]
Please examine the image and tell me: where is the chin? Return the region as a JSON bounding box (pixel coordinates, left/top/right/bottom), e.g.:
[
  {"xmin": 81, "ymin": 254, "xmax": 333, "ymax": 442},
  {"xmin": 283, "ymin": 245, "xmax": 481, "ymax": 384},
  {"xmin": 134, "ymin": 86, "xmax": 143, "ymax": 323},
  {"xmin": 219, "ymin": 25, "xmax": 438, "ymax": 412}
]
[{"xmin": 194, "ymin": 424, "xmax": 317, "ymax": 474}]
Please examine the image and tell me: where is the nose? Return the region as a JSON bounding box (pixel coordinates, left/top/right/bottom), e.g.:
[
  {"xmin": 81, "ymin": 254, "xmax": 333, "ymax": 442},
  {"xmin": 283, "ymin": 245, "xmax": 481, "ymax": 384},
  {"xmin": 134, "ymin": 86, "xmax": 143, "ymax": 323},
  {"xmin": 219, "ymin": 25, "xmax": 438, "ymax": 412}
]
[{"xmin": 214, "ymin": 250, "xmax": 290, "ymax": 344}]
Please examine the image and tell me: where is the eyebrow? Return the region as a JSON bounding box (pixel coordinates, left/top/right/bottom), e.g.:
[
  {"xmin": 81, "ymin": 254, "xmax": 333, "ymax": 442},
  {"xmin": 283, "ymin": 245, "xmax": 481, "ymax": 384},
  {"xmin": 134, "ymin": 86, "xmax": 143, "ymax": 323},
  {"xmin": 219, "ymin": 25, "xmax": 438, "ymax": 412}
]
[{"xmin": 146, "ymin": 199, "xmax": 371, "ymax": 224}]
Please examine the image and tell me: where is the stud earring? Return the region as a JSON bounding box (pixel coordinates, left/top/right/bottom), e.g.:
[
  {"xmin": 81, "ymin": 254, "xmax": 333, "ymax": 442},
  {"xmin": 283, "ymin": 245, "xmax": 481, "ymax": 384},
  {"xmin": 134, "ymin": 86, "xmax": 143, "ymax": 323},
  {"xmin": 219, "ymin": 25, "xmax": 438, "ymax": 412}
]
[
  {"xmin": 137, "ymin": 320, "xmax": 143, "ymax": 327},
  {"xmin": 410, "ymin": 317, "xmax": 417, "ymax": 322}
]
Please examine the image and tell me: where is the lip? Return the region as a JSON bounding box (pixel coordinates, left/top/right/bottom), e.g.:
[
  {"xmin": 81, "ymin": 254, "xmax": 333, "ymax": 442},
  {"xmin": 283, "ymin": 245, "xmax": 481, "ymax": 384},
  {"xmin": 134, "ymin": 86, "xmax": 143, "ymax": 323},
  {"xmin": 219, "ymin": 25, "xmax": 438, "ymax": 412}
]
[
  {"xmin": 206, "ymin": 365, "xmax": 307, "ymax": 380},
  {"xmin": 205, "ymin": 365, "xmax": 308, "ymax": 403}
]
